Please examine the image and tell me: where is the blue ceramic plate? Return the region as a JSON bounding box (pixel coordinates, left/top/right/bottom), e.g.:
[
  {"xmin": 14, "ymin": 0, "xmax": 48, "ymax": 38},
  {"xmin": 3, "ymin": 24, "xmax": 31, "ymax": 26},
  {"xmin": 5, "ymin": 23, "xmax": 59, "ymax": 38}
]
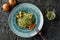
[{"xmin": 8, "ymin": 3, "xmax": 44, "ymax": 38}]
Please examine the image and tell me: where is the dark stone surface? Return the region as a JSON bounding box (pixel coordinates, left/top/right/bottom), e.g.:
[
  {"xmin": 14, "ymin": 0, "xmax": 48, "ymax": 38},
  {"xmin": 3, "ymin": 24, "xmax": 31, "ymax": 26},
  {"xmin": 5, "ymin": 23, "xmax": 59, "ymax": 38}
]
[{"xmin": 0, "ymin": 0, "xmax": 60, "ymax": 40}]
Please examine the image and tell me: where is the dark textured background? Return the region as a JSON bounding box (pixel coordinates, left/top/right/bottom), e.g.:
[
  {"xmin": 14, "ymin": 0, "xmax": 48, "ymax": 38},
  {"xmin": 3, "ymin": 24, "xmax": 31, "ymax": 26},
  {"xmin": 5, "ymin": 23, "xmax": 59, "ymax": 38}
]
[{"xmin": 0, "ymin": 0, "xmax": 60, "ymax": 40}]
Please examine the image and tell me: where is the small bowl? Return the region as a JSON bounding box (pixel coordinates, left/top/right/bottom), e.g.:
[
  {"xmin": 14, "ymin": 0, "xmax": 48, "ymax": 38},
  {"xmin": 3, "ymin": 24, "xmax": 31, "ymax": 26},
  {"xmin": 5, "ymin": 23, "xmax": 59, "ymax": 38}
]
[{"xmin": 8, "ymin": 3, "xmax": 44, "ymax": 38}]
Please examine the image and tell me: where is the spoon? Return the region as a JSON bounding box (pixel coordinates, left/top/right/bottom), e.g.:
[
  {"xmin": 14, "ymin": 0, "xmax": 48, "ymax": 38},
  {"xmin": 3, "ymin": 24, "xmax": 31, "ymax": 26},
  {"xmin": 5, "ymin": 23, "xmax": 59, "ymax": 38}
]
[{"xmin": 38, "ymin": 32, "xmax": 46, "ymax": 40}]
